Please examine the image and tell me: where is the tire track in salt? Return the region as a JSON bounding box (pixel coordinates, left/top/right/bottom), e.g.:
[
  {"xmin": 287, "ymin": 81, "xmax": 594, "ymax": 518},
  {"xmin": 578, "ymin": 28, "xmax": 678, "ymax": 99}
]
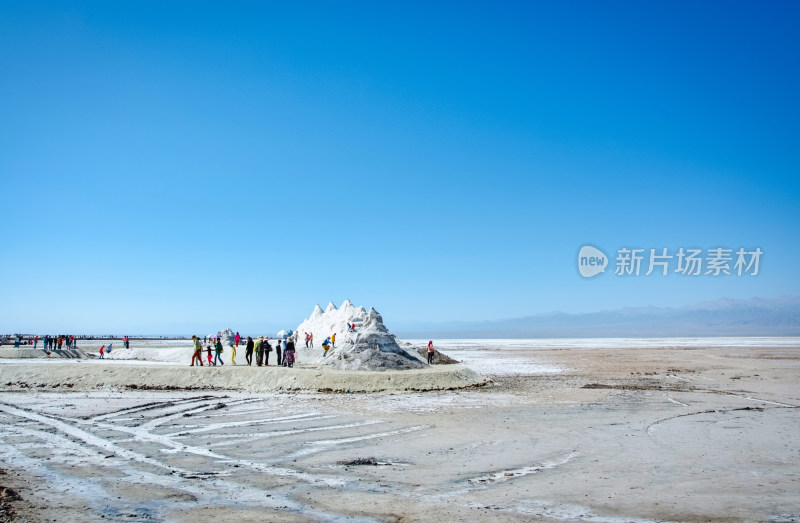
[
  {"xmin": 88, "ymin": 395, "xmax": 220, "ymax": 421},
  {"xmin": 0, "ymin": 402, "xmax": 194, "ymax": 475},
  {"xmin": 0, "ymin": 417, "xmax": 375, "ymax": 522},
  {"xmin": 0, "ymin": 395, "xmax": 444, "ymax": 520},
  {"xmin": 162, "ymin": 411, "xmax": 330, "ymax": 437}
]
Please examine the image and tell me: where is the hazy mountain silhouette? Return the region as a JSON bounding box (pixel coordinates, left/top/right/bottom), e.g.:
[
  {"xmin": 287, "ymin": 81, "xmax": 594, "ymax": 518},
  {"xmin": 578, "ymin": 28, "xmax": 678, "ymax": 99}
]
[{"xmin": 396, "ymin": 296, "xmax": 800, "ymax": 338}]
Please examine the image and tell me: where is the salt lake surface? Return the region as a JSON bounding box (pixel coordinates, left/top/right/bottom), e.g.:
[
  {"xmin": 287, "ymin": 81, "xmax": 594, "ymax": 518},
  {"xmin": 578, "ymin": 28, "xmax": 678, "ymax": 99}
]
[{"xmin": 1, "ymin": 338, "xmax": 798, "ymax": 521}]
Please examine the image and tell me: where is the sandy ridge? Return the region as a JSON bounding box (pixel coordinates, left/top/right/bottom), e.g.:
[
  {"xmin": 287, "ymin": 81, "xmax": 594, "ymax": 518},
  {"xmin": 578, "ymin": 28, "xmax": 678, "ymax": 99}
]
[{"xmin": 0, "ymin": 362, "xmax": 489, "ymax": 393}]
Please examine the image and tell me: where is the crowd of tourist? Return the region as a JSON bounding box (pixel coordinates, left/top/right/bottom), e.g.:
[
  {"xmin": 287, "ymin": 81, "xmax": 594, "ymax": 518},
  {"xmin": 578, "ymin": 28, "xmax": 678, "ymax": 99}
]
[{"xmin": 191, "ymin": 334, "xmax": 300, "ymax": 368}]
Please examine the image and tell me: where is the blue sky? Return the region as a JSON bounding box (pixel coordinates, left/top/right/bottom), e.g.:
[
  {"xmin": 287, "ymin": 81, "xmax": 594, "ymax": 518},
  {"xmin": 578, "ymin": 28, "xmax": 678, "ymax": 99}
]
[{"xmin": 1, "ymin": 1, "xmax": 799, "ymax": 334}]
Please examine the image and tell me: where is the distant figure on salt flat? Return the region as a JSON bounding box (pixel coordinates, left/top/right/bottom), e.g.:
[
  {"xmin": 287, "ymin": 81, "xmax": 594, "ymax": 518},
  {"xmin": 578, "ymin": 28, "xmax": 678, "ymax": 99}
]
[
  {"xmin": 304, "ymin": 332, "xmax": 311, "ymax": 348},
  {"xmin": 309, "ymin": 333, "xmax": 314, "ymax": 347},
  {"xmin": 191, "ymin": 335, "xmax": 203, "ymax": 366},
  {"xmin": 33, "ymin": 334, "xmax": 39, "ymax": 349},
  {"xmin": 206, "ymin": 342, "xmax": 213, "ymax": 365},
  {"xmin": 254, "ymin": 336, "xmax": 263, "ymax": 366},
  {"xmin": 214, "ymin": 338, "xmax": 224, "ymax": 366},
  {"xmin": 235, "ymin": 332, "xmax": 241, "ymax": 347},
  {"xmin": 331, "ymin": 333, "xmax": 336, "ymax": 348},
  {"xmin": 275, "ymin": 340, "xmax": 282, "ymax": 366},
  {"xmin": 322, "ymin": 337, "xmax": 331, "ymax": 356},
  {"xmin": 99, "ymin": 345, "xmax": 105, "ymax": 359},
  {"xmin": 427, "ymin": 341, "xmax": 435, "ymax": 365},
  {"xmin": 245, "ymin": 336, "xmax": 254, "ymax": 366},
  {"xmin": 284, "ymin": 337, "xmax": 296, "ymax": 368},
  {"xmin": 281, "ymin": 339, "xmax": 289, "ymax": 366},
  {"xmin": 264, "ymin": 337, "xmax": 273, "ymax": 366}
]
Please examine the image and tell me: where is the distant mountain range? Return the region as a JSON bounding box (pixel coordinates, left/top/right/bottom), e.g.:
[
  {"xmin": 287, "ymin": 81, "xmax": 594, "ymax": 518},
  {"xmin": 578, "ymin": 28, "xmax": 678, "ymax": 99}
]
[{"xmin": 395, "ymin": 296, "xmax": 800, "ymax": 338}]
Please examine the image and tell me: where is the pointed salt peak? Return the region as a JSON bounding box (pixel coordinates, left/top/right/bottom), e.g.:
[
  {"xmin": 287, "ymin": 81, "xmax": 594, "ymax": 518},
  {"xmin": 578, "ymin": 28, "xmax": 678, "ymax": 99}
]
[
  {"xmin": 325, "ymin": 301, "xmax": 338, "ymax": 313},
  {"xmin": 312, "ymin": 304, "xmax": 324, "ymax": 315},
  {"xmin": 365, "ymin": 307, "xmax": 384, "ymax": 325},
  {"xmin": 341, "ymin": 299, "xmax": 353, "ymax": 308}
]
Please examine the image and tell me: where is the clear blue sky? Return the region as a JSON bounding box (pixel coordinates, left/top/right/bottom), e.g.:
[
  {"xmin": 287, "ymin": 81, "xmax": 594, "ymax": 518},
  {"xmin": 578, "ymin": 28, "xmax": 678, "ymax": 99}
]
[{"xmin": 2, "ymin": 1, "xmax": 799, "ymax": 334}]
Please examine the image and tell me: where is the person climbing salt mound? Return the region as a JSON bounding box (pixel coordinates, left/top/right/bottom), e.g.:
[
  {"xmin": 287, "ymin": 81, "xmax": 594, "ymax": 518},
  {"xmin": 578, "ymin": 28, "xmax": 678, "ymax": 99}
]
[
  {"xmin": 296, "ymin": 301, "xmax": 425, "ymax": 371},
  {"xmin": 322, "ymin": 308, "xmax": 425, "ymax": 371}
]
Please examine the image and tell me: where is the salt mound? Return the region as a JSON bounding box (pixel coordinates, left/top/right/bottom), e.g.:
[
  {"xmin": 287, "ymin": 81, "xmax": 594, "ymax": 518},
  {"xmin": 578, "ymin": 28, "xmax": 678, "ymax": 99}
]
[
  {"xmin": 295, "ymin": 299, "xmax": 368, "ymax": 362},
  {"xmin": 220, "ymin": 328, "xmax": 235, "ymax": 347},
  {"xmin": 296, "ymin": 303, "xmax": 425, "ymax": 371},
  {"xmin": 399, "ymin": 342, "xmax": 460, "ymax": 365}
]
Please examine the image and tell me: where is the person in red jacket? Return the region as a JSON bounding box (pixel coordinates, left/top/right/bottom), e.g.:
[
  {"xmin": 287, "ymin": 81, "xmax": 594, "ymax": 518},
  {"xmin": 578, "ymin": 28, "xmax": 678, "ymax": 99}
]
[{"xmin": 235, "ymin": 332, "xmax": 241, "ymax": 347}]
